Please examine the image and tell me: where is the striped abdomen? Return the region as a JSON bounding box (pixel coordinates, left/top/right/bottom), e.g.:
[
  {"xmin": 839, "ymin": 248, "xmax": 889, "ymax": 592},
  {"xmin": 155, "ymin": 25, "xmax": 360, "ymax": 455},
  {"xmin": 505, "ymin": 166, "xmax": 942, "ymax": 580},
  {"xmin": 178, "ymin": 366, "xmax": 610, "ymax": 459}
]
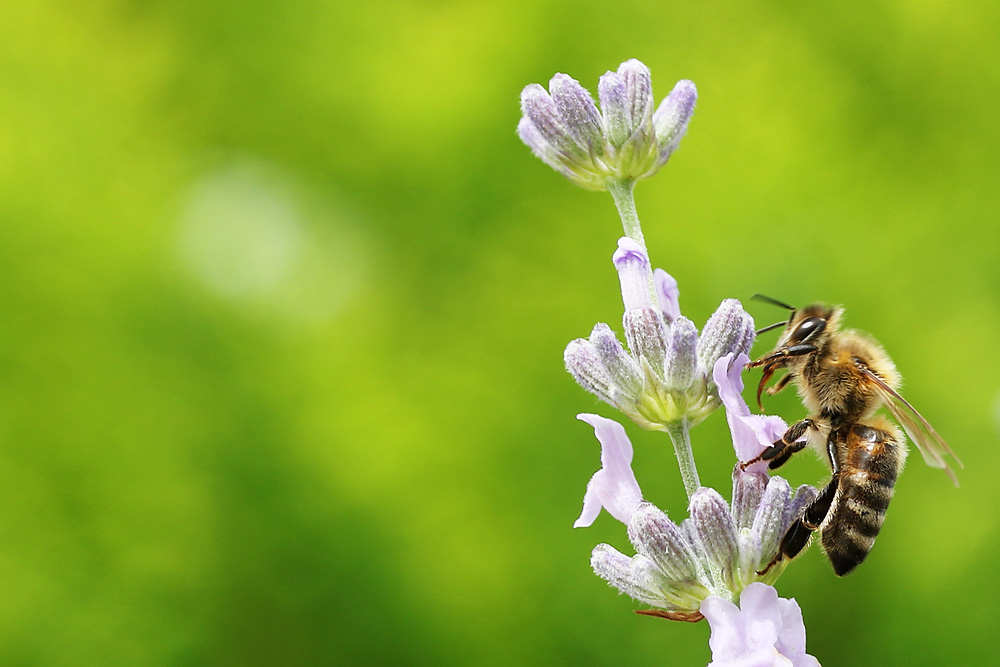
[{"xmin": 821, "ymin": 421, "xmax": 907, "ymax": 576}]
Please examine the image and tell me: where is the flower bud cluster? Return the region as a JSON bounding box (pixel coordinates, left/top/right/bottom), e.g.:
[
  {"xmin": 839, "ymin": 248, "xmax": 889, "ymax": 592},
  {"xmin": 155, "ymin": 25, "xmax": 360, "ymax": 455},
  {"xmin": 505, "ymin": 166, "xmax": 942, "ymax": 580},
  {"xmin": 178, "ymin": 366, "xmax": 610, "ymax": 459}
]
[
  {"xmin": 564, "ymin": 238, "xmax": 754, "ymax": 430},
  {"xmin": 574, "ymin": 357, "xmax": 819, "ymax": 616},
  {"xmin": 518, "ymin": 59, "xmax": 696, "ymax": 190},
  {"xmin": 591, "ymin": 471, "xmax": 818, "ymax": 613}
]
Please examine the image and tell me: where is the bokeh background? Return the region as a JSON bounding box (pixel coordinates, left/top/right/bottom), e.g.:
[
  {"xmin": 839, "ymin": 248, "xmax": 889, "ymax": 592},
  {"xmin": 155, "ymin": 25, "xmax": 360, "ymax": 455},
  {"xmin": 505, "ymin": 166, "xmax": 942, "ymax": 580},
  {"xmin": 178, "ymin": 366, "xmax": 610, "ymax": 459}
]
[{"xmin": 2, "ymin": 1, "xmax": 999, "ymax": 665}]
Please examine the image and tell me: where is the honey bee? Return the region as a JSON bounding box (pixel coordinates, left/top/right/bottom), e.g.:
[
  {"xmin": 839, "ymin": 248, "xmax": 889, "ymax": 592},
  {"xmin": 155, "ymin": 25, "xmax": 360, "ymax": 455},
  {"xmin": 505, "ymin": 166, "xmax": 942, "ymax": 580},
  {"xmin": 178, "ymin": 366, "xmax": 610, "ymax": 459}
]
[{"xmin": 742, "ymin": 296, "xmax": 961, "ymax": 576}]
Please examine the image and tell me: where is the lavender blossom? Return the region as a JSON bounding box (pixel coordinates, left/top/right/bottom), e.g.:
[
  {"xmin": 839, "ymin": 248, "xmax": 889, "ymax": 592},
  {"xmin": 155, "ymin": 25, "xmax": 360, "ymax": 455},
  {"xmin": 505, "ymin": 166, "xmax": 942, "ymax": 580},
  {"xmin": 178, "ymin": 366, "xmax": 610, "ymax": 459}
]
[
  {"xmin": 518, "ymin": 60, "xmax": 696, "ymax": 190},
  {"xmin": 575, "ymin": 388, "xmax": 818, "ymax": 615},
  {"xmin": 564, "ymin": 238, "xmax": 755, "ymax": 430},
  {"xmin": 701, "ymin": 583, "xmax": 821, "ymax": 667}
]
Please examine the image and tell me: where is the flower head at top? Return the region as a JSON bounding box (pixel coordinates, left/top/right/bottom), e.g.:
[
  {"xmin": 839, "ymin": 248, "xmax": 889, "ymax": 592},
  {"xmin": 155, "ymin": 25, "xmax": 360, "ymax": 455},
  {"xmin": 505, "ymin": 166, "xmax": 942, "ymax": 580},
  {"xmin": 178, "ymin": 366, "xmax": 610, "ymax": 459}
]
[
  {"xmin": 518, "ymin": 59, "xmax": 697, "ymax": 190},
  {"xmin": 564, "ymin": 237, "xmax": 755, "ymax": 430}
]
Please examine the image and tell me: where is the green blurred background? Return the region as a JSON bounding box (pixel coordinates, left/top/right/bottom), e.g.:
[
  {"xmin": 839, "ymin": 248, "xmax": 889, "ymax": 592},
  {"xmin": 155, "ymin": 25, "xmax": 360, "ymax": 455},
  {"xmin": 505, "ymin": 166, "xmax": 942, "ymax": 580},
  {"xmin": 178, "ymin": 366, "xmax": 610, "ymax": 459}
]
[{"xmin": 2, "ymin": 0, "xmax": 998, "ymax": 664}]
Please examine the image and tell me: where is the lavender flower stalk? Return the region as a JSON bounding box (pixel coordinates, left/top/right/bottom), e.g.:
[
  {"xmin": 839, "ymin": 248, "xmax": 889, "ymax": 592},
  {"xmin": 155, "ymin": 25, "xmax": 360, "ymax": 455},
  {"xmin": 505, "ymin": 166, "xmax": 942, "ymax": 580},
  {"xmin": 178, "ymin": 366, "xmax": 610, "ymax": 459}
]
[
  {"xmin": 576, "ymin": 356, "xmax": 818, "ymax": 614},
  {"xmin": 520, "ymin": 58, "xmax": 823, "ymax": 664}
]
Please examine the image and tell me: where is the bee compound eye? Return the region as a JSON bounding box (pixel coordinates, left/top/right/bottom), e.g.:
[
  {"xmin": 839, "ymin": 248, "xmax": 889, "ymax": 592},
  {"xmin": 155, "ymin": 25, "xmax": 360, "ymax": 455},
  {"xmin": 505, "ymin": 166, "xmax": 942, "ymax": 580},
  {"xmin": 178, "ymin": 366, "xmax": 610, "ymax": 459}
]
[{"xmin": 791, "ymin": 316, "xmax": 826, "ymax": 343}]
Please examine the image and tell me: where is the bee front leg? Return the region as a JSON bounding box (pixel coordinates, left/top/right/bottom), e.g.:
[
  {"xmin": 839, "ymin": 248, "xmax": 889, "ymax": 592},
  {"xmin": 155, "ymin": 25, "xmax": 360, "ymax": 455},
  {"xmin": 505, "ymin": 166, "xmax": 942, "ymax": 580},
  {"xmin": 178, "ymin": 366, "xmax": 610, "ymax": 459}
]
[{"xmin": 766, "ymin": 372, "xmax": 795, "ymax": 396}]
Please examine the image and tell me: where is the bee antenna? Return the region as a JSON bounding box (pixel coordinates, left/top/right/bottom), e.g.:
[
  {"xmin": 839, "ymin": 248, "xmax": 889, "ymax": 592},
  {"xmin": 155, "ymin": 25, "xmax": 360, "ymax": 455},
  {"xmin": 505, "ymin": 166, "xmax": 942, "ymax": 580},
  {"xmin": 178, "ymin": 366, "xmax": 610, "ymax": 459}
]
[
  {"xmin": 755, "ymin": 321, "xmax": 787, "ymax": 336},
  {"xmin": 751, "ymin": 293, "xmax": 796, "ymax": 311}
]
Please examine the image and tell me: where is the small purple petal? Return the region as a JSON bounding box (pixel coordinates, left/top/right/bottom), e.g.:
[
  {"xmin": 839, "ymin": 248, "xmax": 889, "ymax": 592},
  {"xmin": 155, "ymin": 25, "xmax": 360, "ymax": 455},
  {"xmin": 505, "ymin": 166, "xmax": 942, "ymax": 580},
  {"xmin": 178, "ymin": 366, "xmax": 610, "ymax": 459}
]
[
  {"xmin": 703, "ymin": 583, "xmax": 820, "ymax": 667},
  {"xmin": 613, "ymin": 237, "xmax": 653, "ymax": 311},
  {"xmin": 776, "ymin": 597, "xmax": 822, "ymax": 667},
  {"xmin": 713, "ymin": 354, "xmax": 789, "ymax": 468},
  {"xmin": 574, "ymin": 414, "xmax": 643, "ymax": 527},
  {"xmin": 704, "ymin": 584, "xmax": 821, "ymax": 667},
  {"xmin": 653, "ymin": 268, "xmax": 680, "ymax": 322},
  {"xmin": 736, "ymin": 583, "xmax": 784, "ymax": 639}
]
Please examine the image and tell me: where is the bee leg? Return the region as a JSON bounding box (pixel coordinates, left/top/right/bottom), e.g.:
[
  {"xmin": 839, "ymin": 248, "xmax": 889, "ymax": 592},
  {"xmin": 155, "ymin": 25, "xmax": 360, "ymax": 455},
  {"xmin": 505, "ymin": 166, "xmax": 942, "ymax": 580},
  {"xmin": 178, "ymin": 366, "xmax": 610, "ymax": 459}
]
[
  {"xmin": 757, "ymin": 475, "xmax": 839, "ymax": 575},
  {"xmin": 765, "ymin": 372, "xmax": 794, "ymax": 396},
  {"xmin": 739, "ymin": 419, "xmax": 815, "ymax": 471}
]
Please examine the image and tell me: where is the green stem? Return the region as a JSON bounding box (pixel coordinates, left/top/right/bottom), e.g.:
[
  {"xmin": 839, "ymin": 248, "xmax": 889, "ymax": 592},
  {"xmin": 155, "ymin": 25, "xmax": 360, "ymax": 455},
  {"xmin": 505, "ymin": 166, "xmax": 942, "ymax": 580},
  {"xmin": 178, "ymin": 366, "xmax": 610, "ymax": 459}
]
[
  {"xmin": 606, "ymin": 179, "xmax": 646, "ymax": 251},
  {"xmin": 666, "ymin": 420, "xmax": 700, "ymax": 500}
]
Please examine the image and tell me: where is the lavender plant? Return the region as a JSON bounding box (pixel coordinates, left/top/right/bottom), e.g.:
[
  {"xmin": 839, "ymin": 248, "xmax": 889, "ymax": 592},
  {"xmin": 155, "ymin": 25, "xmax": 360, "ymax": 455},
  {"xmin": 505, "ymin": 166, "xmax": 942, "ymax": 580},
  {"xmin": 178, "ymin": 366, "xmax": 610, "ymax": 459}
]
[{"xmin": 519, "ymin": 59, "xmax": 821, "ymax": 666}]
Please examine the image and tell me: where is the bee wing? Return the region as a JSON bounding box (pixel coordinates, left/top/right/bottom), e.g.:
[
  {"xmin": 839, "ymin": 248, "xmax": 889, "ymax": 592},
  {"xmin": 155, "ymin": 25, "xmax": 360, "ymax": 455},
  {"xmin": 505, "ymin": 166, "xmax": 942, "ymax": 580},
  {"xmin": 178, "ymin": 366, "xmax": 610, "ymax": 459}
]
[{"xmin": 858, "ymin": 366, "xmax": 962, "ymax": 486}]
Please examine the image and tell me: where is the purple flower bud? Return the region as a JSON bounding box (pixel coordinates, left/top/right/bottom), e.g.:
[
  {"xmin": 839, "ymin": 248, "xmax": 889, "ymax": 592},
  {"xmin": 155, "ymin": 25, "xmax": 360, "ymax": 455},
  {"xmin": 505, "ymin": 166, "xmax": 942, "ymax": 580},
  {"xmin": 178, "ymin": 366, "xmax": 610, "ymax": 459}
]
[
  {"xmin": 519, "ymin": 84, "xmax": 579, "ymax": 159},
  {"xmin": 623, "ymin": 307, "xmax": 667, "ymax": 376},
  {"xmin": 574, "ymin": 414, "xmax": 643, "ymax": 527},
  {"xmin": 689, "ymin": 488, "xmax": 740, "ymax": 588},
  {"xmin": 516, "ymin": 116, "xmax": 575, "ymax": 181},
  {"xmin": 664, "ymin": 316, "xmax": 698, "ymax": 391},
  {"xmin": 549, "ymin": 73, "xmax": 604, "ymax": 156},
  {"xmin": 598, "ymin": 70, "xmax": 630, "ymax": 148},
  {"xmin": 750, "ymin": 476, "xmax": 792, "ymax": 570},
  {"xmin": 697, "ymin": 299, "xmax": 755, "ymax": 375},
  {"xmin": 591, "ymin": 545, "xmax": 670, "ymax": 607},
  {"xmin": 619, "ymin": 59, "xmax": 654, "ymax": 138},
  {"xmin": 588, "ymin": 324, "xmax": 643, "ymax": 396},
  {"xmin": 653, "ymin": 79, "xmax": 697, "ymax": 168},
  {"xmin": 654, "ymin": 268, "xmax": 680, "ymax": 323},
  {"xmin": 627, "ymin": 502, "xmax": 702, "ymax": 582},
  {"xmin": 731, "ymin": 469, "xmax": 767, "ymax": 533},
  {"xmin": 564, "ymin": 339, "xmax": 615, "ymax": 405}
]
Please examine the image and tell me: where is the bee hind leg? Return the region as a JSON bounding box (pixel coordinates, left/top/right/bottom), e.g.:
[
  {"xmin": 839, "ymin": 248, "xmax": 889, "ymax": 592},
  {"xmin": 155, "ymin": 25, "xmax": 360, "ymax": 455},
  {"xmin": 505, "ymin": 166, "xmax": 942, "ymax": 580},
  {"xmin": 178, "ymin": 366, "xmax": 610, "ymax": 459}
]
[{"xmin": 757, "ymin": 475, "xmax": 839, "ymax": 575}]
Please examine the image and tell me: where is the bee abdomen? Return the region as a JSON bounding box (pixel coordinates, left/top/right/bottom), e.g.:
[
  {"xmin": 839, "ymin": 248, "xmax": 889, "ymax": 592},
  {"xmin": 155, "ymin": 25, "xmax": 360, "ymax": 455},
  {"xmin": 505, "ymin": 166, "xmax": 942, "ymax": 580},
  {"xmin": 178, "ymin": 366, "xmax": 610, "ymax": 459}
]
[
  {"xmin": 822, "ymin": 423, "xmax": 903, "ymax": 576},
  {"xmin": 821, "ymin": 481, "xmax": 894, "ymax": 576}
]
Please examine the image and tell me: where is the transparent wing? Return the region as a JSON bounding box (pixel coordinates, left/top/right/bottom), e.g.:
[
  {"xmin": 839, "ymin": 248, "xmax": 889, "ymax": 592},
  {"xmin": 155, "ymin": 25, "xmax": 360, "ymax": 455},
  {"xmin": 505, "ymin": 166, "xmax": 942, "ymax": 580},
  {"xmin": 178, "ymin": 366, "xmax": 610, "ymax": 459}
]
[{"xmin": 859, "ymin": 366, "xmax": 962, "ymax": 486}]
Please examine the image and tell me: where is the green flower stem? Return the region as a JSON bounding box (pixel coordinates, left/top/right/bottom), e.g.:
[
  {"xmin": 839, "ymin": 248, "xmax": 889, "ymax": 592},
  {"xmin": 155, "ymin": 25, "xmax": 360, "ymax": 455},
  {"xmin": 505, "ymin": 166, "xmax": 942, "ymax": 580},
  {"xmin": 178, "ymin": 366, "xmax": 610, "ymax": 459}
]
[
  {"xmin": 607, "ymin": 179, "xmax": 646, "ymax": 250},
  {"xmin": 666, "ymin": 420, "xmax": 700, "ymax": 501}
]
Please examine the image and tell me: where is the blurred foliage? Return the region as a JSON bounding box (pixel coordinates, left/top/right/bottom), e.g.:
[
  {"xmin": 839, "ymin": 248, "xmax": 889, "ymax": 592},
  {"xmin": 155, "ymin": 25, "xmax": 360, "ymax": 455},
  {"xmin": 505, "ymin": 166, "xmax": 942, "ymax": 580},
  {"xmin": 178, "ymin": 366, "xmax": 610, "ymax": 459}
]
[{"xmin": 1, "ymin": 0, "xmax": 998, "ymax": 664}]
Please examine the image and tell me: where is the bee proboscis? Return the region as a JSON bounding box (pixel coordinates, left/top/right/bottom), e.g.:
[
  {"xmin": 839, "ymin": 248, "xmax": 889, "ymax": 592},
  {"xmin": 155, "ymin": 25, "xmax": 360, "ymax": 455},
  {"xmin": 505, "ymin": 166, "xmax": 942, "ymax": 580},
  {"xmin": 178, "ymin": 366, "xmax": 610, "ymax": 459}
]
[{"xmin": 743, "ymin": 297, "xmax": 961, "ymax": 576}]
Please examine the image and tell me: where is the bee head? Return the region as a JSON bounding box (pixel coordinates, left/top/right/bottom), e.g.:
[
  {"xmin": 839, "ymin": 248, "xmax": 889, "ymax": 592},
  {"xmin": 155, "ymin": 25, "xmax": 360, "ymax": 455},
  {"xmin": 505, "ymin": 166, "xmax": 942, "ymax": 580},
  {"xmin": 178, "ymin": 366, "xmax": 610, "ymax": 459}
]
[
  {"xmin": 781, "ymin": 303, "xmax": 840, "ymax": 348},
  {"xmin": 750, "ymin": 296, "xmax": 841, "ymax": 348}
]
